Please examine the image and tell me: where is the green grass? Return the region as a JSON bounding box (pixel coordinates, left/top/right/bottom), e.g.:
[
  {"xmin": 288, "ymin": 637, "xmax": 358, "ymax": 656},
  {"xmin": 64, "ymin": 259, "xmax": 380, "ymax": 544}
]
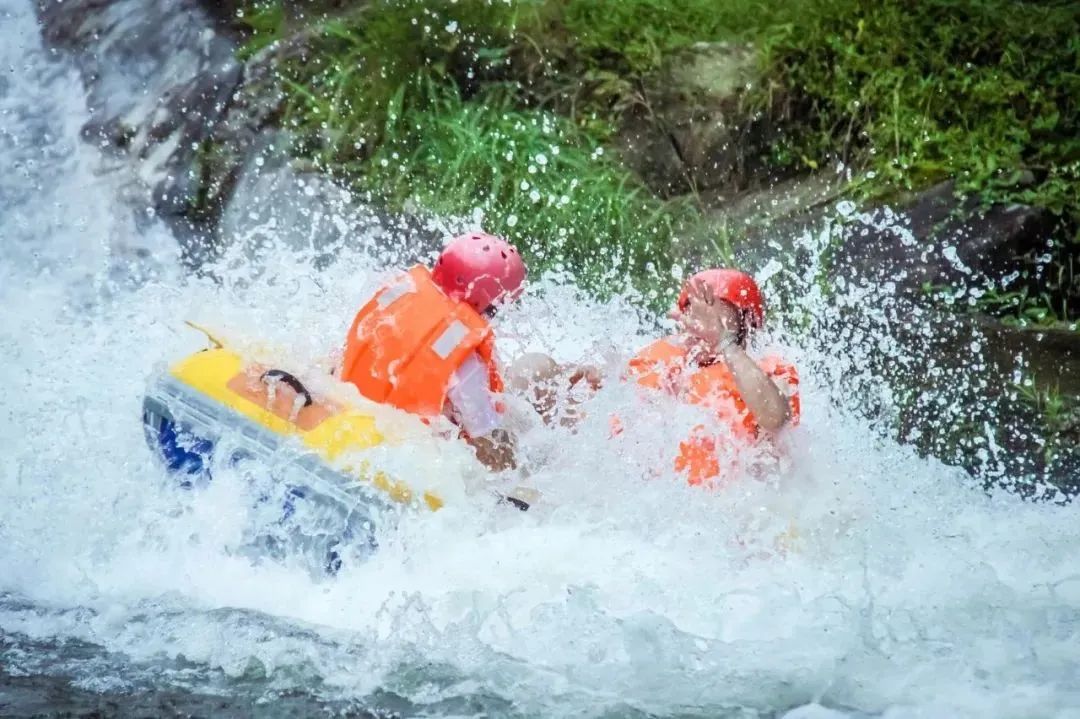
[
  {"xmin": 1015, "ymin": 377, "xmax": 1080, "ymax": 472},
  {"xmin": 234, "ymin": 0, "xmax": 284, "ymax": 60},
  {"xmin": 243, "ymin": 0, "xmax": 707, "ymax": 296},
  {"xmin": 925, "ymin": 252, "xmax": 1080, "ymax": 329},
  {"xmin": 552, "ymin": 0, "xmax": 790, "ymax": 87},
  {"xmin": 363, "ymin": 83, "xmax": 692, "ymax": 294},
  {"xmin": 276, "ymin": 1, "xmax": 534, "ymax": 159},
  {"xmin": 975, "ymin": 287, "xmax": 1078, "ymax": 331},
  {"xmin": 755, "ymin": 0, "xmax": 1080, "ymax": 217},
  {"xmin": 235, "ymin": 0, "xmax": 1080, "ymax": 304}
]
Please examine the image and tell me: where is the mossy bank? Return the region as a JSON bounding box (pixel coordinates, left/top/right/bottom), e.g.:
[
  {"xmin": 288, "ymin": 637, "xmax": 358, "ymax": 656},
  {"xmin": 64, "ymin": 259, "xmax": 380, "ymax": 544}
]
[
  {"xmin": 227, "ymin": 0, "xmax": 1080, "ymax": 309},
  {"xmin": 34, "ymin": 0, "xmax": 1080, "ymax": 493}
]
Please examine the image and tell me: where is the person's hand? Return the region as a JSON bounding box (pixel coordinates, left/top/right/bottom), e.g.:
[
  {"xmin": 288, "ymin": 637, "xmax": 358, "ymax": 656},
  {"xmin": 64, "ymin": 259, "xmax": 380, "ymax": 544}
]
[
  {"xmin": 676, "ymin": 278, "xmax": 740, "ymax": 351},
  {"xmin": 567, "ymin": 364, "xmax": 603, "ymax": 391}
]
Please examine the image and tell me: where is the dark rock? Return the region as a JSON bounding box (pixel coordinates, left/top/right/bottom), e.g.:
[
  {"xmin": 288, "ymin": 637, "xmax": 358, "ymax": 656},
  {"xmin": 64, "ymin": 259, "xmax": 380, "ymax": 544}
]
[
  {"xmin": 150, "ymin": 63, "xmax": 245, "ymax": 213},
  {"xmin": 712, "ymin": 173, "xmax": 847, "ymax": 272},
  {"xmin": 976, "ymin": 317, "xmax": 1080, "ymax": 396},
  {"xmin": 33, "ymin": 0, "xmax": 333, "ymax": 267},
  {"xmin": 614, "ymin": 42, "xmax": 776, "ymax": 199},
  {"xmin": 714, "ymin": 178, "xmax": 1060, "ymax": 304},
  {"xmin": 615, "ymin": 113, "xmax": 689, "ymax": 198},
  {"xmin": 958, "ymin": 315, "xmax": 1080, "ymax": 495},
  {"xmin": 35, "ymin": 0, "xmax": 245, "ymax": 254},
  {"xmin": 835, "ymin": 181, "xmax": 1060, "ymax": 296}
]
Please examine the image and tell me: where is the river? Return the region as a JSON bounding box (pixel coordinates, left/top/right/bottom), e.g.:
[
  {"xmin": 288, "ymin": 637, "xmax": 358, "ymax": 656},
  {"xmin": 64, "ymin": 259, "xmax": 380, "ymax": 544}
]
[{"xmin": 1, "ymin": 1, "xmax": 1079, "ymax": 717}]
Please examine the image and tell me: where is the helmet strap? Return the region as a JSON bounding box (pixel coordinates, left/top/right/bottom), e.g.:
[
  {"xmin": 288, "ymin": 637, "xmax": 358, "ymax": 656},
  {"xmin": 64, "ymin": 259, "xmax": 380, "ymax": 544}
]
[{"xmin": 737, "ymin": 310, "xmax": 751, "ymax": 346}]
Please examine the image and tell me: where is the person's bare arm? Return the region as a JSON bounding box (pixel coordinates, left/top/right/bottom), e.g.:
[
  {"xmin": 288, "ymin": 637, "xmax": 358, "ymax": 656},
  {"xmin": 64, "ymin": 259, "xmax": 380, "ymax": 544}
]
[
  {"xmin": 716, "ymin": 340, "xmax": 789, "ymax": 431},
  {"xmin": 465, "ymin": 428, "xmax": 517, "ymax": 471},
  {"xmin": 505, "ymin": 352, "xmax": 601, "ymax": 426},
  {"xmin": 681, "ymin": 279, "xmax": 790, "ymax": 431},
  {"xmin": 445, "ymin": 355, "xmax": 519, "ymax": 470}
]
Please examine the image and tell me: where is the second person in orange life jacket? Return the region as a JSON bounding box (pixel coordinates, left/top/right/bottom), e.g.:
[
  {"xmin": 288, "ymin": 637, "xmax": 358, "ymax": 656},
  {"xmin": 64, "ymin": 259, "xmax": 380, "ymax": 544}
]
[
  {"xmin": 337, "ymin": 232, "xmax": 527, "ymax": 471},
  {"xmin": 507, "ymin": 268, "xmax": 800, "ymax": 486},
  {"xmin": 624, "ymin": 268, "xmax": 800, "ymax": 486}
]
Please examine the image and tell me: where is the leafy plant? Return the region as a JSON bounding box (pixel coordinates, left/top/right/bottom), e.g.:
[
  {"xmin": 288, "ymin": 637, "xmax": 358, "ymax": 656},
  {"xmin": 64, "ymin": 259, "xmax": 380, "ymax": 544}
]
[
  {"xmin": 1015, "ymin": 378, "xmax": 1080, "ymax": 469},
  {"xmin": 235, "ymin": 0, "xmax": 285, "ymax": 61},
  {"xmin": 236, "ymin": 0, "xmax": 1080, "ymax": 307},
  {"xmin": 755, "ymin": 0, "xmax": 1080, "ymax": 217},
  {"xmin": 364, "ymin": 82, "xmax": 692, "ymax": 295}
]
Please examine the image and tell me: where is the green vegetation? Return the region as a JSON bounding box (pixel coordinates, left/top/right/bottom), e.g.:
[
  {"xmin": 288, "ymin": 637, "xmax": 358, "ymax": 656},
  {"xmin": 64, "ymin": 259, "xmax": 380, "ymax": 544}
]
[
  {"xmin": 366, "ymin": 85, "xmax": 694, "ymax": 291},
  {"xmin": 235, "ymin": 0, "xmax": 1079, "ymax": 299},
  {"xmin": 242, "ymin": 0, "xmax": 700, "ymax": 293},
  {"xmin": 925, "ymin": 254, "xmax": 1080, "ymax": 330},
  {"xmin": 1015, "ymin": 378, "xmax": 1080, "ymax": 475},
  {"xmin": 235, "ymin": 0, "xmax": 284, "ymax": 60},
  {"xmin": 976, "ymin": 286, "xmax": 1078, "ymax": 331},
  {"xmin": 757, "ymin": 0, "xmax": 1080, "ymax": 218}
]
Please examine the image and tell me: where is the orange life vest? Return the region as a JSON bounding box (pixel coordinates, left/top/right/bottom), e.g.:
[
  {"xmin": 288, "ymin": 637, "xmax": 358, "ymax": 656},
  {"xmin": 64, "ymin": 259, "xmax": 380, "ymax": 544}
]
[
  {"xmin": 626, "ymin": 338, "xmax": 800, "ymax": 486},
  {"xmin": 340, "ymin": 265, "xmax": 503, "ymax": 417}
]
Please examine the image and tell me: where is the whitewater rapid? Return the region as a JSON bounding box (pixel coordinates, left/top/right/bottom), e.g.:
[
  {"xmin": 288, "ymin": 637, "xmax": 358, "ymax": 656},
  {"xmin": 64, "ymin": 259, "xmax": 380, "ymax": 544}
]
[{"xmin": 2, "ymin": 1, "xmax": 1079, "ymax": 716}]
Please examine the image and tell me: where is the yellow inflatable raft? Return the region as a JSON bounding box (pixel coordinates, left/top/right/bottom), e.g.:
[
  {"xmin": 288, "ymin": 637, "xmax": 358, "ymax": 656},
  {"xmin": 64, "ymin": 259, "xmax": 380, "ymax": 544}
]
[{"xmin": 142, "ymin": 346, "xmax": 445, "ymax": 511}]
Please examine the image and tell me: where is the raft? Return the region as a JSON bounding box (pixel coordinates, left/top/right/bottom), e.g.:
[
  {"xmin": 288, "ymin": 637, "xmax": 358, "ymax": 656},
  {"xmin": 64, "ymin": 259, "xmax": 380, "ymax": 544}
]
[
  {"xmin": 142, "ymin": 345, "xmax": 448, "ymax": 502},
  {"xmin": 142, "ymin": 345, "xmax": 459, "ymax": 571}
]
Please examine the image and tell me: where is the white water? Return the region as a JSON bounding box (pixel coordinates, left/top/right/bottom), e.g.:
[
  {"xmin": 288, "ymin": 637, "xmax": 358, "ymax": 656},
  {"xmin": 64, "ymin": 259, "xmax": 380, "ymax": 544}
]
[{"xmin": 2, "ymin": 2, "xmax": 1079, "ymax": 717}]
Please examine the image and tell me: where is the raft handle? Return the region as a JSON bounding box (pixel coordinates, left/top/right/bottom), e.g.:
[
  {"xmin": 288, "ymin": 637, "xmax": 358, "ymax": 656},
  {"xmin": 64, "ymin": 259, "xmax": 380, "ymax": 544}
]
[{"xmin": 260, "ymin": 369, "xmax": 314, "ymax": 408}]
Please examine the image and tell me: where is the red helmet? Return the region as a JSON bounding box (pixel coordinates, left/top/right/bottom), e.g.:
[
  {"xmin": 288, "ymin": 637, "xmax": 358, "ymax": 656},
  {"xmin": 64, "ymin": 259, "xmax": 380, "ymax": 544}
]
[
  {"xmin": 431, "ymin": 232, "xmax": 527, "ymax": 312},
  {"xmin": 677, "ymin": 268, "xmax": 765, "ymax": 329}
]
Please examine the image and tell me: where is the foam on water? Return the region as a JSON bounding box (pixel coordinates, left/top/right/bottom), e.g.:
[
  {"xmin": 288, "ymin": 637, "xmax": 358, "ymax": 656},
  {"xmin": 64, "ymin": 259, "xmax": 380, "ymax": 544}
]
[{"xmin": 2, "ymin": 2, "xmax": 1079, "ymax": 717}]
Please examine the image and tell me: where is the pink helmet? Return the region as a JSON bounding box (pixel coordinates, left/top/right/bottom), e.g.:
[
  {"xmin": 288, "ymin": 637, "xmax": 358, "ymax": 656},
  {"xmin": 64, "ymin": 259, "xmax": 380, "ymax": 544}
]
[
  {"xmin": 431, "ymin": 232, "xmax": 527, "ymax": 312},
  {"xmin": 677, "ymin": 268, "xmax": 765, "ymax": 329}
]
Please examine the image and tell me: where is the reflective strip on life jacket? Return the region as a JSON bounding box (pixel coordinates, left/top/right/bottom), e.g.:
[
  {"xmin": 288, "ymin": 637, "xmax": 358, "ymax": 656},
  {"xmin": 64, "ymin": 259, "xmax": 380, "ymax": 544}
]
[
  {"xmin": 432, "ymin": 320, "xmax": 470, "ymax": 360},
  {"xmin": 376, "ymin": 276, "xmax": 416, "ymax": 309}
]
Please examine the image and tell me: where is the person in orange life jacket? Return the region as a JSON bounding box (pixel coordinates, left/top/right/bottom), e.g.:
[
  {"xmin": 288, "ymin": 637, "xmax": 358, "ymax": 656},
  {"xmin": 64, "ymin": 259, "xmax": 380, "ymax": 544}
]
[
  {"xmin": 338, "ymin": 232, "xmax": 526, "ymax": 471},
  {"xmin": 624, "ymin": 269, "xmax": 800, "ymax": 485},
  {"xmin": 505, "ymin": 269, "xmax": 799, "ymax": 484}
]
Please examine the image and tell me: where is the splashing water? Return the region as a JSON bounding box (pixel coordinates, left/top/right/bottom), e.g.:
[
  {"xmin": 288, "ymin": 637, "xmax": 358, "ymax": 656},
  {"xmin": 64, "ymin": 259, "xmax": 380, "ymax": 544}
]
[{"xmin": 2, "ymin": 2, "xmax": 1079, "ymax": 717}]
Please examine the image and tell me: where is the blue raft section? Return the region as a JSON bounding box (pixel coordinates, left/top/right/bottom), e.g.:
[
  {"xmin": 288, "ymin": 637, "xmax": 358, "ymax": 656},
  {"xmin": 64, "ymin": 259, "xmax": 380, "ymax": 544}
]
[{"xmin": 141, "ymin": 381, "xmax": 387, "ymax": 575}]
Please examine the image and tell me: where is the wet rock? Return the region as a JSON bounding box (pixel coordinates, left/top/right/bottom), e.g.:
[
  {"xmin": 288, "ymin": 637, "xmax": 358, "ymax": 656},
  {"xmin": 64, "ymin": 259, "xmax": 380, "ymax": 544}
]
[
  {"xmin": 36, "ymin": 0, "xmax": 446, "ymax": 269},
  {"xmin": 35, "ymin": 0, "xmax": 244, "ymax": 256},
  {"xmin": 158, "ymin": 40, "xmax": 296, "ymax": 264},
  {"xmin": 37, "ymin": 0, "xmax": 241, "ymax": 173},
  {"xmin": 976, "ymin": 317, "xmax": 1080, "ymax": 396},
  {"xmin": 0, "ymin": 655, "xmax": 383, "ymax": 718},
  {"xmin": 221, "ymin": 132, "xmax": 445, "ymax": 267},
  {"xmin": 961, "ymin": 315, "xmax": 1080, "ymax": 494},
  {"xmin": 707, "ymin": 173, "xmax": 847, "ymax": 272},
  {"xmin": 616, "ymin": 114, "xmax": 688, "ymax": 198},
  {"xmin": 716, "ymin": 178, "xmax": 1060, "ymax": 303},
  {"xmin": 836, "ymin": 181, "xmax": 1060, "ymax": 296},
  {"xmin": 221, "ymin": 133, "xmax": 375, "ymax": 252},
  {"xmin": 615, "ymin": 42, "xmax": 774, "ymax": 198}
]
